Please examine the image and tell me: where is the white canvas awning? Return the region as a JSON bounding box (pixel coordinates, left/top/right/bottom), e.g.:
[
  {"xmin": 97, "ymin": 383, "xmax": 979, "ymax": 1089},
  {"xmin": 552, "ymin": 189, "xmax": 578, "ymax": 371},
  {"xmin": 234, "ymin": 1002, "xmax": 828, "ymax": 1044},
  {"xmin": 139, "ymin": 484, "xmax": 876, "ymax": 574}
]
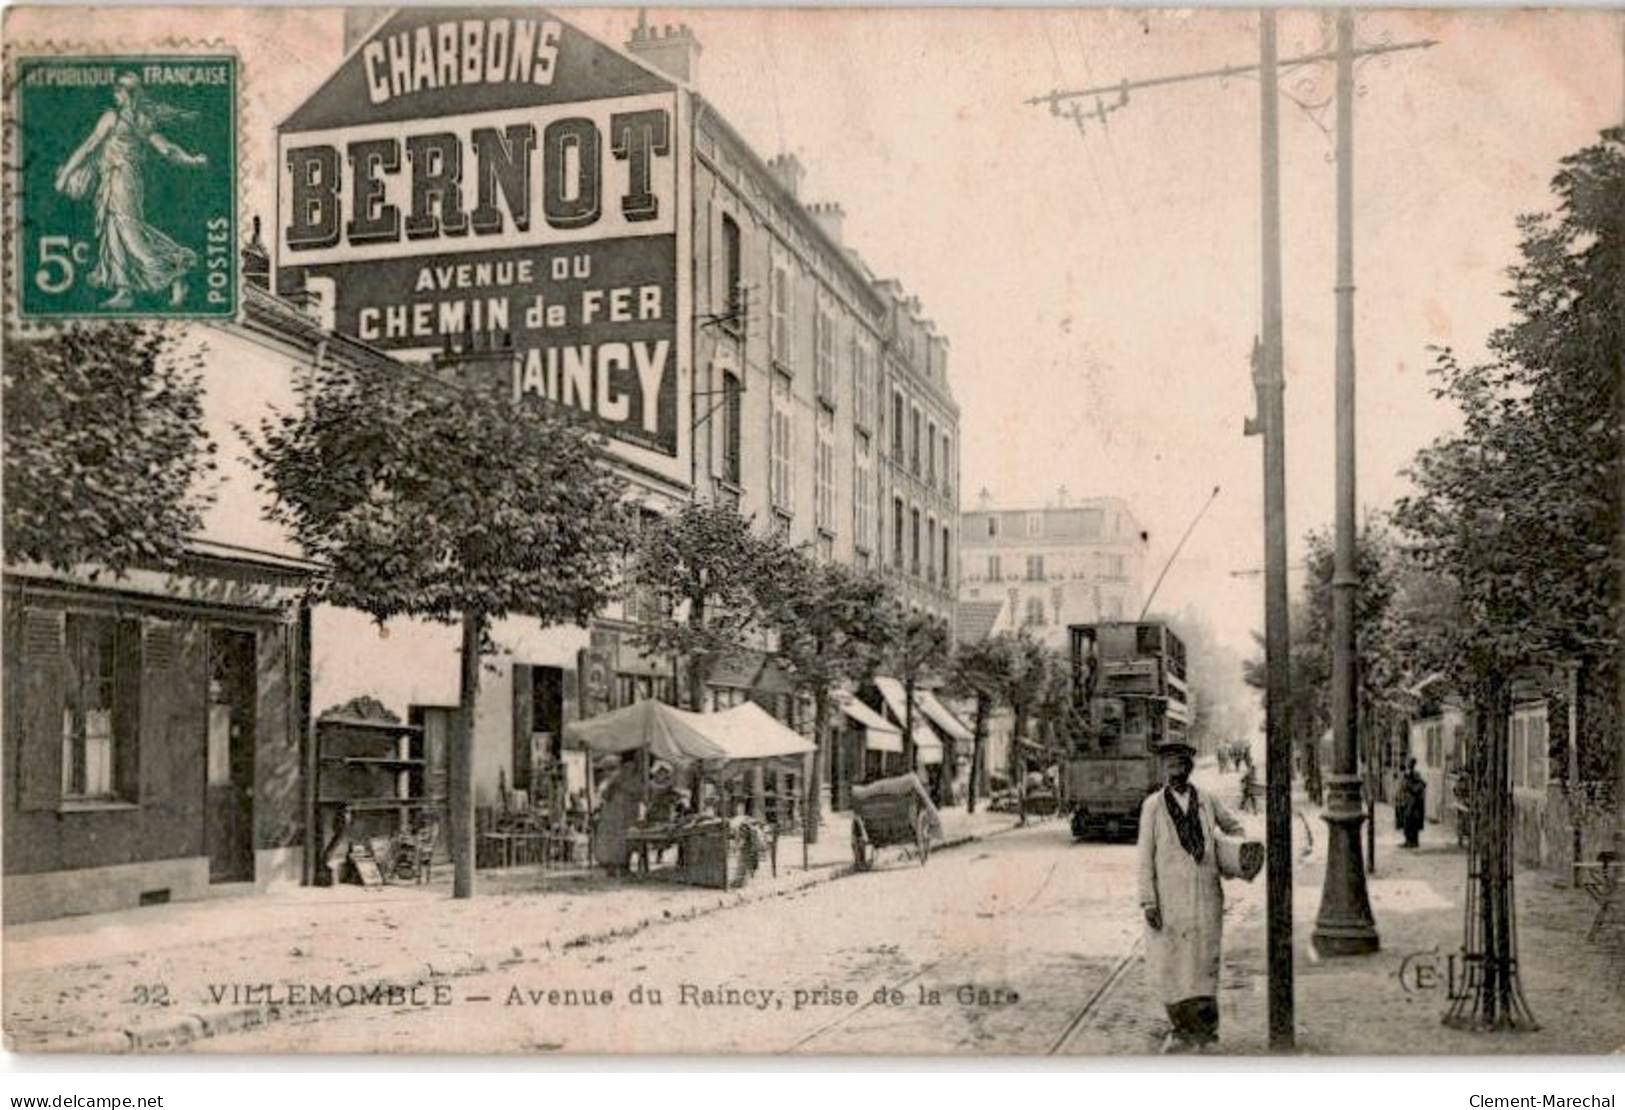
[
  {"xmin": 563, "ymin": 699, "xmax": 814, "ymax": 769},
  {"xmin": 916, "ymin": 690, "xmax": 973, "ymax": 744},
  {"xmin": 839, "ymin": 695, "xmax": 903, "ymax": 754},
  {"xmin": 872, "ymin": 677, "xmax": 941, "ymax": 763}
]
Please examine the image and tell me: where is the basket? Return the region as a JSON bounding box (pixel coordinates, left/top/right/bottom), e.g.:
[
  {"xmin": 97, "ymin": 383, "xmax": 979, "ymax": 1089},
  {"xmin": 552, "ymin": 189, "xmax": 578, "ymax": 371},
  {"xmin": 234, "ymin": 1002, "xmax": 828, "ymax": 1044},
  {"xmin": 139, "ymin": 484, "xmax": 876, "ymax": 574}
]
[{"xmin": 1216, "ymin": 834, "xmax": 1264, "ymax": 881}]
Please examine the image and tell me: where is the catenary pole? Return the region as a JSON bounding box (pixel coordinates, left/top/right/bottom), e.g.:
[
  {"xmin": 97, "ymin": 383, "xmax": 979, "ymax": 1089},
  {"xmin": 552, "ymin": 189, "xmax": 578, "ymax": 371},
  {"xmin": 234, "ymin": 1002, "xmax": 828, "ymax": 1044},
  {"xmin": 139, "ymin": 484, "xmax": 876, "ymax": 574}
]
[
  {"xmin": 1256, "ymin": 11, "xmax": 1297, "ymax": 1051},
  {"xmin": 1313, "ymin": 8, "xmax": 1381, "ymax": 956}
]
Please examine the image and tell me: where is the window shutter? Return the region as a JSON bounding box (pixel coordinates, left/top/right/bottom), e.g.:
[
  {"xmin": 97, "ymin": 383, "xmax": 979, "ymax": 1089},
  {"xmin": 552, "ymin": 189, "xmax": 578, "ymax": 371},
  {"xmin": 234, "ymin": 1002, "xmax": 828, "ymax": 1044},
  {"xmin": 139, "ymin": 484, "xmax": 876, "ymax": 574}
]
[
  {"xmin": 139, "ymin": 621, "xmax": 179, "ymax": 805},
  {"xmin": 511, "ymin": 663, "xmax": 534, "ymax": 794},
  {"xmin": 19, "ymin": 609, "xmax": 65, "ymax": 811},
  {"xmin": 112, "ymin": 618, "xmax": 142, "ymax": 802}
]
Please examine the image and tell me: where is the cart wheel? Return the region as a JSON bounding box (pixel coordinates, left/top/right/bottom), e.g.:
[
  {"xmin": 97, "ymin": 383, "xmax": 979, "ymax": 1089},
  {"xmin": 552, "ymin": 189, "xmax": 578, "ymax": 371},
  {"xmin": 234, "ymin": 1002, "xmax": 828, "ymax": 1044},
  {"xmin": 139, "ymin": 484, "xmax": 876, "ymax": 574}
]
[
  {"xmin": 915, "ymin": 813, "xmax": 931, "ymax": 865},
  {"xmin": 851, "ymin": 818, "xmax": 871, "ymax": 871}
]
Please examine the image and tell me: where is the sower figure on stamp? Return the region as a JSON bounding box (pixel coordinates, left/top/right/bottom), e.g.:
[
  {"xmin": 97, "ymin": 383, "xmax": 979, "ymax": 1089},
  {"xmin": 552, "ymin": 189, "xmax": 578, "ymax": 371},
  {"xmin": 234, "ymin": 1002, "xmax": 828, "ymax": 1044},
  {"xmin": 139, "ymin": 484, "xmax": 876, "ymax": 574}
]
[
  {"xmin": 1138, "ymin": 739, "xmax": 1245, "ymax": 1053},
  {"xmin": 53, "ymin": 71, "xmax": 208, "ymax": 309}
]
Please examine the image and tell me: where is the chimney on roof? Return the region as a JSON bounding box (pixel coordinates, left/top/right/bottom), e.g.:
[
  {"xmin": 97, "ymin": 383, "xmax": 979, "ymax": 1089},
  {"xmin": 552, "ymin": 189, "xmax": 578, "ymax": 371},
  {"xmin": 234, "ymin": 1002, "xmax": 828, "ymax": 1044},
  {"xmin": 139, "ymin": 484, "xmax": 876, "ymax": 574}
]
[
  {"xmin": 242, "ymin": 215, "xmax": 270, "ymax": 291},
  {"xmin": 766, "ymin": 153, "xmax": 805, "ymax": 200},
  {"xmin": 1056, "ymin": 485, "xmax": 1070, "ymax": 508},
  {"xmin": 625, "ymin": 11, "xmax": 702, "ymax": 84},
  {"xmin": 977, "ymin": 487, "xmax": 993, "ymax": 510},
  {"xmin": 806, "ymin": 201, "xmax": 845, "ymax": 245}
]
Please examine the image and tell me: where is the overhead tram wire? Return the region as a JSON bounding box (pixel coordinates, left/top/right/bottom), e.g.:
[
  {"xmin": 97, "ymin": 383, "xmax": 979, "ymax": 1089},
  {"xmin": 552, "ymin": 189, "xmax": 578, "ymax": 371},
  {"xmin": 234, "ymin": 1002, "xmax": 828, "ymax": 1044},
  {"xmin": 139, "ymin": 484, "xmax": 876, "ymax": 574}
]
[
  {"xmin": 1040, "ymin": 18, "xmax": 1125, "ymax": 252},
  {"xmin": 1067, "ymin": 11, "xmax": 1137, "ymax": 224}
]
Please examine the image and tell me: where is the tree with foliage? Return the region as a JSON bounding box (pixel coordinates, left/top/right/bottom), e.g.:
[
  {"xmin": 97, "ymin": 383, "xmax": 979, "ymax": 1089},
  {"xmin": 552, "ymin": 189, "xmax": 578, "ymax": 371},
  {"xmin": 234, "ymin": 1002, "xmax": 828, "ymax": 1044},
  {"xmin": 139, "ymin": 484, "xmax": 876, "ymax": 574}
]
[
  {"xmin": 1243, "ymin": 519, "xmax": 1406, "ymax": 805},
  {"xmin": 247, "ymin": 356, "xmax": 633, "ymax": 898},
  {"xmin": 1158, "ymin": 605, "xmax": 1252, "ymax": 758},
  {"xmin": 626, "ymin": 498, "xmax": 777, "ymax": 713},
  {"xmin": 762, "ymin": 552, "xmax": 899, "ymax": 841},
  {"xmin": 946, "ymin": 633, "xmax": 1014, "ymax": 813},
  {"xmin": 1394, "ymin": 129, "xmax": 1621, "ymax": 1031},
  {"xmin": 886, "ymin": 610, "xmax": 953, "ymax": 788},
  {"xmin": 998, "ymin": 631, "xmax": 1051, "ymax": 825},
  {"xmin": 4, "ymin": 323, "xmax": 216, "ymax": 575}
]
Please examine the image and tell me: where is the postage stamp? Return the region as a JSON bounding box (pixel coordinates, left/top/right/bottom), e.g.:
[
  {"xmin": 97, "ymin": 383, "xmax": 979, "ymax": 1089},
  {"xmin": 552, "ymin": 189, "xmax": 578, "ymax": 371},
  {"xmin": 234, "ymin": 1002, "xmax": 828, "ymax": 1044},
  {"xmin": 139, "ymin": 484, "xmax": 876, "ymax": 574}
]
[{"xmin": 13, "ymin": 55, "xmax": 237, "ymax": 319}]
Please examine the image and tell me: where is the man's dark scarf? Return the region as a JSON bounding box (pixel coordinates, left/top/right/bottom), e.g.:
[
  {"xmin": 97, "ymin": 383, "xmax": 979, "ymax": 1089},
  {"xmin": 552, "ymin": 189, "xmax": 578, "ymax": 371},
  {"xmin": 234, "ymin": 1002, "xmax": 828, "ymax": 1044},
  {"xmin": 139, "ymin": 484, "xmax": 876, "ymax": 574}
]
[{"xmin": 1164, "ymin": 783, "xmax": 1205, "ymax": 862}]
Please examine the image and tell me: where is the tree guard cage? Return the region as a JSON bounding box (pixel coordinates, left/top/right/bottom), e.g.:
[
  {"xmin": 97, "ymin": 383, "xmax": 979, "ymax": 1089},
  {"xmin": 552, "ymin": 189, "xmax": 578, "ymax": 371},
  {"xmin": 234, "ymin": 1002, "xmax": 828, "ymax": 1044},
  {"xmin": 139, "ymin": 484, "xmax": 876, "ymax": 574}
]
[{"xmin": 1443, "ymin": 675, "xmax": 1538, "ymax": 1032}]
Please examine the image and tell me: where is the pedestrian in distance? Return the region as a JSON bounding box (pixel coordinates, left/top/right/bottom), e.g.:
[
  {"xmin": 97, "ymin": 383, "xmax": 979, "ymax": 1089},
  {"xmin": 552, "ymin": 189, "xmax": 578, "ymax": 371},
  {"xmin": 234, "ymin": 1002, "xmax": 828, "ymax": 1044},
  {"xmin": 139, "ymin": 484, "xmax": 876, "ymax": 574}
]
[
  {"xmin": 1137, "ymin": 740, "xmax": 1246, "ymax": 1053},
  {"xmin": 1238, "ymin": 760, "xmax": 1259, "ymax": 815},
  {"xmin": 1400, "ymin": 757, "xmax": 1427, "ymax": 849}
]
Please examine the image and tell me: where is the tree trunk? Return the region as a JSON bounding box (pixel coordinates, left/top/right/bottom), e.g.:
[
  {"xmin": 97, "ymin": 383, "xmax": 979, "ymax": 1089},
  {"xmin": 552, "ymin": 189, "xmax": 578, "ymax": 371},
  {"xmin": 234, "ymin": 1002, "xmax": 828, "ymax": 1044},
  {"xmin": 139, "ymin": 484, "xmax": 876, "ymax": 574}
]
[
  {"xmin": 1012, "ymin": 706, "xmax": 1029, "ymax": 827},
  {"xmin": 968, "ymin": 698, "xmax": 989, "ymax": 814},
  {"xmin": 452, "ymin": 609, "xmax": 483, "ymax": 899},
  {"xmin": 806, "ymin": 687, "xmax": 828, "ymax": 845},
  {"xmin": 903, "ymin": 674, "xmax": 917, "ymax": 774}
]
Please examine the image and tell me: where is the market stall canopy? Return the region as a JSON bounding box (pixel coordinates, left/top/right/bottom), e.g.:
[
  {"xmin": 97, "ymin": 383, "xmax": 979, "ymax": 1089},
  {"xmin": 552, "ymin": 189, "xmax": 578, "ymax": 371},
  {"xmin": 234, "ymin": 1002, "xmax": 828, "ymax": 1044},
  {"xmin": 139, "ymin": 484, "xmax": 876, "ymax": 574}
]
[
  {"xmin": 871, "ymin": 677, "xmax": 943, "ymax": 764},
  {"xmin": 838, "ymin": 694, "xmax": 903, "ymax": 754},
  {"xmin": 564, "ymin": 699, "xmax": 814, "ymax": 768}
]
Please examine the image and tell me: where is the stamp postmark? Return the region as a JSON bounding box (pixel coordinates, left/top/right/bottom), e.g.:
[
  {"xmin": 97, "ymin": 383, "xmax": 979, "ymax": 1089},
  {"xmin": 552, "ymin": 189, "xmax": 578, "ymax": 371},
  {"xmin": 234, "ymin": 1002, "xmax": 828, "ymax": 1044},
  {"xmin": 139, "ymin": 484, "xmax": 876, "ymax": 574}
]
[{"xmin": 14, "ymin": 54, "xmax": 237, "ymax": 320}]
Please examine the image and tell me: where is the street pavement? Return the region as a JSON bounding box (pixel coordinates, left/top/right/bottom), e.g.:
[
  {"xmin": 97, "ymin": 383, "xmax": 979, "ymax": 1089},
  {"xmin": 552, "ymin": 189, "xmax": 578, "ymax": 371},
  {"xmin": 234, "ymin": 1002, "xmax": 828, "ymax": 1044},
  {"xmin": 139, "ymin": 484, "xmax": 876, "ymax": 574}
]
[{"xmin": 7, "ymin": 764, "xmax": 1622, "ymax": 1055}]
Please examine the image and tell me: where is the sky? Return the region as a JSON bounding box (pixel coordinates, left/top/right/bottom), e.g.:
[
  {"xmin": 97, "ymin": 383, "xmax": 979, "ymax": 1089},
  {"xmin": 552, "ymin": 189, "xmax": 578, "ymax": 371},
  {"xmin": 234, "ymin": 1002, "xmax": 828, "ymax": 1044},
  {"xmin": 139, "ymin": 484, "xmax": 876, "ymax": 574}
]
[{"xmin": 13, "ymin": 6, "xmax": 1621, "ymax": 722}]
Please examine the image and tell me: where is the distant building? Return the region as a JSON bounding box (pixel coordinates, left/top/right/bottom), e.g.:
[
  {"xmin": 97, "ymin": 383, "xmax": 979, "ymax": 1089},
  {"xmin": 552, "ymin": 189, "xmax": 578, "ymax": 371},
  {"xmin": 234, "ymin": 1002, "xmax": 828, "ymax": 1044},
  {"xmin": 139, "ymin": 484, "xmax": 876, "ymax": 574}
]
[{"xmin": 957, "ymin": 488, "xmax": 1149, "ymax": 649}]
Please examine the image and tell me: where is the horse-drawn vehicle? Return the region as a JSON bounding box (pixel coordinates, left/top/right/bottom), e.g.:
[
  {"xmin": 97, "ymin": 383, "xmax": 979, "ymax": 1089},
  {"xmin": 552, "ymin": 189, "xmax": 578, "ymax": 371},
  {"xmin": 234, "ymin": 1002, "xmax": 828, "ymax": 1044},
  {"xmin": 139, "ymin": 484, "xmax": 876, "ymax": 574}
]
[{"xmin": 850, "ymin": 773, "xmax": 943, "ymax": 871}]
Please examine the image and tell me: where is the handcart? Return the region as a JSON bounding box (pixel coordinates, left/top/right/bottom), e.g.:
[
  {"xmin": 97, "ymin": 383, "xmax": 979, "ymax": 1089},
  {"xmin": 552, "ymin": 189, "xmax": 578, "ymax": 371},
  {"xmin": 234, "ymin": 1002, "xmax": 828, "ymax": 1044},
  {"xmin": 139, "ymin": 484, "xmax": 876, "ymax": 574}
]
[{"xmin": 849, "ymin": 773, "xmax": 943, "ymax": 871}]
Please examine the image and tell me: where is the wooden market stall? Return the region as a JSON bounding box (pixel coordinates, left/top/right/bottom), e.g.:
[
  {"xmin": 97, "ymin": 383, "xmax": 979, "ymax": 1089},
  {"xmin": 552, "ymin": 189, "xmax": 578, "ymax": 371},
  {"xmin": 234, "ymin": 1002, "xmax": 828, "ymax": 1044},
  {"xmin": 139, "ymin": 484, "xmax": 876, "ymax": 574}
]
[{"xmin": 563, "ymin": 699, "xmax": 815, "ymax": 890}]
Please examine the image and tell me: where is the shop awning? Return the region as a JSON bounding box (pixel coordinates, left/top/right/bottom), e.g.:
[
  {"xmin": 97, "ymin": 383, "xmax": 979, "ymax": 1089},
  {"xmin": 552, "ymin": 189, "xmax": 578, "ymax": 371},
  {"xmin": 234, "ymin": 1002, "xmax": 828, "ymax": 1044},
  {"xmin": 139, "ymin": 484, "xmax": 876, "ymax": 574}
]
[
  {"xmin": 563, "ymin": 699, "xmax": 814, "ymax": 768},
  {"xmin": 872, "ymin": 677, "xmax": 944, "ymax": 764},
  {"xmin": 839, "ymin": 695, "xmax": 903, "ymax": 754},
  {"xmin": 916, "ymin": 690, "xmax": 973, "ymax": 744}
]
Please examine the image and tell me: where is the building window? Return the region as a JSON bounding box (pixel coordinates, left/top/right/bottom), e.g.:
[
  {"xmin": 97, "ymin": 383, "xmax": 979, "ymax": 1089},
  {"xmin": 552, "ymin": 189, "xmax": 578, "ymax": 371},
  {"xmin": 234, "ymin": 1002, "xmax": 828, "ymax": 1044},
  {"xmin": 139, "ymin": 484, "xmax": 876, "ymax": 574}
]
[
  {"xmin": 910, "ymin": 406, "xmax": 922, "ymax": 476},
  {"xmin": 1510, "ymin": 707, "xmax": 1548, "ymax": 791},
  {"xmin": 855, "ymin": 437, "xmax": 874, "ymax": 552},
  {"xmin": 942, "ymin": 525, "xmax": 951, "ymax": 587},
  {"xmin": 721, "ymin": 214, "xmax": 743, "ymax": 331},
  {"xmin": 770, "ymin": 371, "xmax": 793, "ymax": 513},
  {"xmin": 815, "ymin": 303, "xmax": 836, "ymax": 405},
  {"xmin": 927, "ymin": 420, "xmax": 938, "ymax": 484},
  {"xmin": 893, "ymin": 497, "xmax": 905, "ymax": 569},
  {"xmin": 1026, "ymin": 554, "xmax": 1045, "ymax": 581},
  {"xmin": 721, "ymin": 370, "xmax": 742, "ymax": 486},
  {"xmin": 910, "ymin": 507, "xmax": 921, "ymax": 576},
  {"xmin": 61, "ymin": 613, "xmax": 139, "ymax": 801},
  {"xmin": 770, "ymin": 261, "xmax": 793, "ymax": 370},
  {"xmin": 1025, "ymin": 512, "xmax": 1043, "ymax": 537},
  {"xmin": 987, "ymin": 516, "xmax": 999, "ymax": 538},
  {"xmin": 1106, "ymin": 553, "xmax": 1125, "ymax": 579},
  {"xmin": 892, "ymin": 390, "xmax": 905, "ymax": 458},
  {"xmin": 941, "ymin": 433, "xmax": 952, "ymax": 496},
  {"xmin": 988, "ymin": 555, "xmax": 1001, "ymax": 582},
  {"xmin": 815, "ymin": 409, "xmax": 835, "ymax": 536},
  {"xmin": 853, "ymin": 338, "xmax": 873, "ymax": 431},
  {"xmin": 1024, "ymin": 596, "xmax": 1046, "ymax": 627},
  {"xmin": 926, "ymin": 515, "xmax": 937, "ymax": 583}
]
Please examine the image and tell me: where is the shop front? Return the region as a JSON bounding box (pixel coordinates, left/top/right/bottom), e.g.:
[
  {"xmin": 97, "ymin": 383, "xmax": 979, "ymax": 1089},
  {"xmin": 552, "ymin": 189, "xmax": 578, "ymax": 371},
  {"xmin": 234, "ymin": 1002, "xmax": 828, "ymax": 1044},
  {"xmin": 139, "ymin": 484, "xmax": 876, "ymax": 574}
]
[{"xmin": 3, "ymin": 550, "xmax": 309, "ymax": 923}]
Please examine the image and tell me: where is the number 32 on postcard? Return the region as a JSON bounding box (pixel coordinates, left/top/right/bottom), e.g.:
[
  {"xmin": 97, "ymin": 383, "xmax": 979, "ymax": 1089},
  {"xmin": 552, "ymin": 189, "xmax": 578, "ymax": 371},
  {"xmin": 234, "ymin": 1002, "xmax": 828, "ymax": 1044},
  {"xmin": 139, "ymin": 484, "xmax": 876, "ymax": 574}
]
[{"xmin": 15, "ymin": 56, "xmax": 237, "ymax": 319}]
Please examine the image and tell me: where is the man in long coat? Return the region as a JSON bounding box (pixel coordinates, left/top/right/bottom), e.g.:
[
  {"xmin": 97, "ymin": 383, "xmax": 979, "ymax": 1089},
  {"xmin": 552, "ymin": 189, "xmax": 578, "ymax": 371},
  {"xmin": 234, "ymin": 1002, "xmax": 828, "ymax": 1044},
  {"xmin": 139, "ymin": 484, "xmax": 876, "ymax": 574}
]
[{"xmin": 1137, "ymin": 740, "xmax": 1245, "ymax": 1052}]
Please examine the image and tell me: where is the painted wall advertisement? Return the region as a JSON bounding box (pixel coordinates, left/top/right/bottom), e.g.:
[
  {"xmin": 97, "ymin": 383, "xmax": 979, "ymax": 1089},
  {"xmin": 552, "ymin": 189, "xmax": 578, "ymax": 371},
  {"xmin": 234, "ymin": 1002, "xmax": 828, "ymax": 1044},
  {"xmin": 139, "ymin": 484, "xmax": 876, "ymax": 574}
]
[{"xmin": 276, "ymin": 8, "xmax": 688, "ymax": 479}]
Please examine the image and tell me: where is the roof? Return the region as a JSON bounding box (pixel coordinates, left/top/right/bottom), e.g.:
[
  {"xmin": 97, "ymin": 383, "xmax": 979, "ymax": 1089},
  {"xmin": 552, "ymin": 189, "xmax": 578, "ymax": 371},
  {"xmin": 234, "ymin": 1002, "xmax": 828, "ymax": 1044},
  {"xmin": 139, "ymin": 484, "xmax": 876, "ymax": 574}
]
[{"xmin": 956, "ymin": 600, "xmax": 1004, "ymax": 644}]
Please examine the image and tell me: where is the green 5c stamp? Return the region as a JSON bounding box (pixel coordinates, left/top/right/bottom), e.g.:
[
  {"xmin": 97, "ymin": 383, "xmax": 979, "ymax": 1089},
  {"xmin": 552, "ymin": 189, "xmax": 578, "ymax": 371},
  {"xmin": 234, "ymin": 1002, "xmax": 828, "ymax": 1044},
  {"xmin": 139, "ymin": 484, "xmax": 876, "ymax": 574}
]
[{"xmin": 16, "ymin": 56, "xmax": 237, "ymax": 319}]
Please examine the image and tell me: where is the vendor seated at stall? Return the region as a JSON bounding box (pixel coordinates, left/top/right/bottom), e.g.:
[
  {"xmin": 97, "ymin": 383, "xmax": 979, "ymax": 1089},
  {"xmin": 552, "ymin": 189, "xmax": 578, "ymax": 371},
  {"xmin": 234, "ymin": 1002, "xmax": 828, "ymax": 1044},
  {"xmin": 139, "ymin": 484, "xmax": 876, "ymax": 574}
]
[
  {"xmin": 643, "ymin": 765, "xmax": 685, "ymax": 865},
  {"xmin": 592, "ymin": 754, "xmax": 645, "ymax": 874}
]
